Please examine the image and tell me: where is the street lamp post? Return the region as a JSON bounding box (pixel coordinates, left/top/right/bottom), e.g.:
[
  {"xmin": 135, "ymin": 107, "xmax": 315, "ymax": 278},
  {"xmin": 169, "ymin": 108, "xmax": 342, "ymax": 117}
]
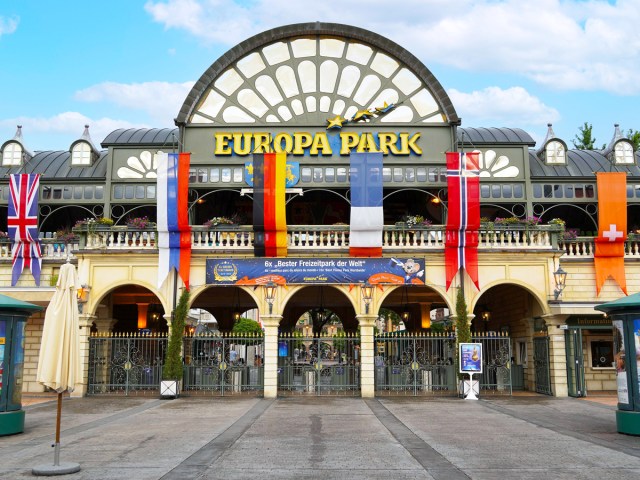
[
  {"xmin": 361, "ymin": 283, "xmax": 374, "ymax": 314},
  {"xmin": 264, "ymin": 282, "xmax": 277, "ymax": 314}
]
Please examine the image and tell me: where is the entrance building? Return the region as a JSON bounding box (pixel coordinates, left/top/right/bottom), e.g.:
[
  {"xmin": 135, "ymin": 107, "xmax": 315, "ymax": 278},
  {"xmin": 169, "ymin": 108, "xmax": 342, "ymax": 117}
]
[{"xmin": 1, "ymin": 22, "xmax": 639, "ymax": 399}]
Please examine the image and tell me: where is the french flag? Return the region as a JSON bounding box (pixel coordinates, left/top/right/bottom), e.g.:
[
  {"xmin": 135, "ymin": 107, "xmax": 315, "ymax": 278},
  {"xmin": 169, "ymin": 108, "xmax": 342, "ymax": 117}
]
[
  {"xmin": 156, "ymin": 152, "xmax": 191, "ymax": 290},
  {"xmin": 349, "ymin": 152, "xmax": 383, "ymax": 257}
]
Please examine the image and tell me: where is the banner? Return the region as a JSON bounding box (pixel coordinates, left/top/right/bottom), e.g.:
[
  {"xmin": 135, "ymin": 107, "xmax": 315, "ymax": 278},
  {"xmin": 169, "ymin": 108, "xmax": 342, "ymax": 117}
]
[
  {"xmin": 206, "ymin": 257, "xmax": 425, "ymax": 285},
  {"xmin": 253, "ymin": 152, "xmax": 288, "ymax": 257},
  {"xmin": 156, "ymin": 152, "xmax": 191, "ymax": 289},
  {"xmin": 445, "ymin": 152, "xmax": 480, "ymax": 290},
  {"xmin": 594, "ymin": 172, "xmax": 627, "ymax": 295},
  {"xmin": 8, "ymin": 174, "xmax": 42, "ymax": 285},
  {"xmin": 349, "ymin": 152, "xmax": 383, "ymax": 257}
]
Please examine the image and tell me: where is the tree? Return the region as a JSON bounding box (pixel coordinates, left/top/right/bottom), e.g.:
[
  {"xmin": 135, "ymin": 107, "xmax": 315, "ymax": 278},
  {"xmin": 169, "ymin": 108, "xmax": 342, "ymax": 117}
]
[
  {"xmin": 572, "ymin": 122, "xmax": 604, "ymax": 150},
  {"xmin": 454, "ymin": 287, "xmax": 471, "ymax": 380},
  {"xmin": 231, "ymin": 317, "xmax": 263, "ymax": 334},
  {"xmin": 163, "ymin": 288, "xmax": 189, "ymax": 381},
  {"xmin": 627, "ymin": 129, "xmax": 640, "ymax": 151}
]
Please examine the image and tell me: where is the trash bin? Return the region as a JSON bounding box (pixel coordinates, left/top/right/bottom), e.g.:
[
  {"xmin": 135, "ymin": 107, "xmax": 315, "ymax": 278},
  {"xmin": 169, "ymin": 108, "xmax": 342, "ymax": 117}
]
[{"xmin": 0, "ymin": 295, "xmax": 42, "ymax": 436}]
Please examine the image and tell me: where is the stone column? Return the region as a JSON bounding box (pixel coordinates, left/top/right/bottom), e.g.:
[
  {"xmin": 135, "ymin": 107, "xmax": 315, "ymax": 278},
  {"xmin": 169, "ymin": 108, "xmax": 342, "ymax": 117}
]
[
  {"xmin": 357, "ymin": 314, "xmax": 378, "ymax": 398},
  {"xmin": 261, "ymin": 315, "xmax": 282, "ymax": 399},
  {"xmin": 74, "ymin": 313, "xmax": 97, "ymax": 397},
  {"xmin": 543, "ymin": 314, "xmax": 570, "ymax": 397}
]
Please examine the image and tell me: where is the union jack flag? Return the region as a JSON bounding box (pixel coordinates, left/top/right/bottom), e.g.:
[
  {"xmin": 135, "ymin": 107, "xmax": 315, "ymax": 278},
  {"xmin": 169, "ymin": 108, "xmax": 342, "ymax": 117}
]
[
  {"xmin": 445, "ymin": 152, "xmax": 480, "ymax": 291},
  {"xmin": 8, "ymin": 174, "xmax": 42, "ymax": 286}
]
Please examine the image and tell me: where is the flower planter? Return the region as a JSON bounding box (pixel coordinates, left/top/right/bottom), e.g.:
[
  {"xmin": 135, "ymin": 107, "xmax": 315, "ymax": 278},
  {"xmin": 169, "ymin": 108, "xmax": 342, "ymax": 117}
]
[{"xmin": 160, "ymin": 379, "xmax": 181, "ymax": 399}]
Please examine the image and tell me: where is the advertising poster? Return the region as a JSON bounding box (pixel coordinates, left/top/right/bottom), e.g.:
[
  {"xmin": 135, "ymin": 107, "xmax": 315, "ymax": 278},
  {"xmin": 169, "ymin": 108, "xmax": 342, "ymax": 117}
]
[
  {"xmin": 206, "ymin": 257, "xmax": 426, "ymax": 285},
  {"xmin": 459, "ymin": 343, "xmax": 483, "ymax": 374},
  {"xmin": 634, "ymin": 318, "xmax": 640, "ymax": 396},
  {"xmin": 612, "ymin": 319, "xmax": 629, "ymax": 405}
]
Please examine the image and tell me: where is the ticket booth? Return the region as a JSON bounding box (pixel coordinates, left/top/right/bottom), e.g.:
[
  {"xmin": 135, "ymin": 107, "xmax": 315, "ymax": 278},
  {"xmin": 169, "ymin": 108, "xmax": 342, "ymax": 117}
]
[
  {"xmin": 595, "ymin": 293, "xmax": 640, "ymax": 436},
  {"xmin": 0, "ymin": 294, "xmax": 42, "ymax": 436}
]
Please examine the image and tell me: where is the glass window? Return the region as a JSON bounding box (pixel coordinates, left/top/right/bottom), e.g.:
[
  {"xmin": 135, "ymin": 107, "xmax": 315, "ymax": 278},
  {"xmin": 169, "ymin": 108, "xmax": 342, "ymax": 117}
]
[
  {"xmin": 502, "ymin": 185, "xmax": 512, "ymax": 198},
  {"xmin": 405, "ymin": 168, "xmax": 415, "ymax": 182},
  {"xmin": 575, "ymin": 185, "xmax": 584, "ymax": 198},
  {"xmin": 382, "ymin": 167, "xmax": 392, "ymax": 182},
  {"xmin": 198, "ymin": 169, "xmax": 208, "ymax": 183},
  {"xmin": 63, "ymin": 186, "xmax": 72, "ymax": 200},
  {"xmin": 71, "ymin": 142, "xmax": 92, "ymax": 165},
  {"xmin": 301, "ymin": 167, "xmax": 312, "ymax": 182},
  {"xmin": 313, "ymin": 168, "xmax": 323, "ymax": 182},
  {"xmin": 221, "ymin": 168, "xmax": 231, "ymax": 183},
  {"xmin": 393, "ymin": 167, "xmax": 403, "ymax": 182},
  {"xmin": 614, "ymin": 141, "xmax": 634, "ymax": 164},
  {"xmin": 42, "ymin": 186, "xmax": 51, "ymax": 200},
  {"xmin": 73, "ymin": 186, "xmax": 83, "ymax": 200},
  {"xmin": 480, "ymin": 185, "xmax": 490, "ymax": 198},
  {"xmin": 543, "ymin": 185, "xmax": 553, "ymax": 198},
  {"xmin": 336, "ymin": 167, "xmax": 347, "ymax": 182},
  {"xmin": 233, "ymin": 167, "xmax": 243, "ymax": 183},
  {"xmin": 416, "ymin": 167, "xmax": 427, "ymax": 182},
  {"xmin": 585, "ymin": 184, "xmax": 594, "ymax": 198},
  {"xmin": 53, "ymin": 188, "xmax": 62, "ymax": 200},
  {"xmin": 95, "ymin": 186, "xmax": 104, "ymax": 199},
  {"xmin": 210, "ymin": 168, "xmax": 220, "ymax": 183},
  {"xmin": 2, "ymin": 142, "xmax": 22, "ymax": 165},
  {"xmin": 147, "ymin": 185, "xmax": 156, "ymax": 199},
  {"xmin": 135, "ymin": 185, "xmax": 145, "ymax": 199},
  {"xmin": 513, "ymin": 185, "xmax": 523, "ymax": 198},
  {"xmin": 125, "ymin": 185, "xmax": 135, "ymax": 199},
  {"xmin": 533, "ymin": 184, "xmax": 541, "ymax": 198},
  {"xmin": 428, "ymin": 168, "xmax": 438, "ymax": 182},
  {"xmin": 627, "ymin": 185, "xmax": 633, "ymax": 198},
  {"xmin": 590, "ymin": 339, "xmax": 614, "ymax": 368},
  {"xmin": 636, "ymin": 185, "xmax": 640, "ymax": 198},
  {"xmin": 325, "ymin": 167, "xmax": 335, "ymax": 182},
  {"xmin": 554, "ymin": 185, "xmax": 563, "ymax": 198},
  {"xmin": 564, "ymin": 185, "xmax": 574, "ymax": 198},
  {"xmin": 491, "ymin": 185, "xmax": 501, "ymax": 198},
  {"xmin": 188, "ymin": 169, "xmax": 197, "ymax": 183},
  {"xmin": 439, "ymin": 169, "xmax": 447, "ymax": 182},
  {"xmin": 83, "ymin": 186, "xmax": 93, "ymax": 199}
]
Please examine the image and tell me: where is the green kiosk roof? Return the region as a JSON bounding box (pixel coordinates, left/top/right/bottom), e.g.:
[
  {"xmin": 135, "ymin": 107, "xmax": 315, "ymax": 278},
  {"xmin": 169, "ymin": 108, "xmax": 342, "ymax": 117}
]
[
  {"xmin": 0, "ymin": 293, "xmax": 43, "ymax": 313},
  {"xmin": 595, "ymin": 293, "xmax": 640, "ymax": 314}
]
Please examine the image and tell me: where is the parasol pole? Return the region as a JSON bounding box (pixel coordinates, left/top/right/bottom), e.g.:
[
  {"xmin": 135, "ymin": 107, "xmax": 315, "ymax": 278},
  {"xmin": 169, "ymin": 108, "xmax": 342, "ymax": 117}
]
[{"xmin": 54, "ymin": 392, "xmax": 62, "ymax": 466}]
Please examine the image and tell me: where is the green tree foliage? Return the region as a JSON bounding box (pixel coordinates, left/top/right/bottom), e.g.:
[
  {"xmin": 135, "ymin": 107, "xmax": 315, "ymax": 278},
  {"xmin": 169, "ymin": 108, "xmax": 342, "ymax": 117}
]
[
  {"xmin": 162, "ymin": 288, "xmax": 190, "ymax": 381},
  {"xmin": 572, "ymin": 122, "xmax": 605, "ymax": 150},
  {"xmin": 627, "ymin": 129, "xmax": 640, "ymax": 151},
  {"xmin": 232, "ymin": 317, "xmax": 263, "ymax": 334},
  {"xmin": 455, "ymin": 287, "xmax": 471, "ymax": 380}
]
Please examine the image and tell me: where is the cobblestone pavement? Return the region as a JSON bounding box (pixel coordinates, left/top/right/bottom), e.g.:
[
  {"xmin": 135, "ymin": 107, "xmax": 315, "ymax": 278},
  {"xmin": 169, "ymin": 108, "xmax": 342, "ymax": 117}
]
[{"xmin": 1, "ymin": 393, "xmax": 638, "ymax": 480}]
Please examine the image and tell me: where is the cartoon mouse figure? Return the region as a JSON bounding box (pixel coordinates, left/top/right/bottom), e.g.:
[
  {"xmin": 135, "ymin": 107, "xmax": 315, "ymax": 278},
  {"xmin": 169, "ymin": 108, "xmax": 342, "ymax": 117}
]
[{"xmin": 390, "ymin": 258, "xmax": 424, "ymax": 284}]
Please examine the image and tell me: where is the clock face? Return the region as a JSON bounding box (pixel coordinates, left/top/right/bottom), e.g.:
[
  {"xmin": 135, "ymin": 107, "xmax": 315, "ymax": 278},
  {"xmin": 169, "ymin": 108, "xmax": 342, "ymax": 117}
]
[
  {"xmin": 615, "ymin": 141, "xmax": 634, "ymax": 164},
  {"xmin": 546, "ymin": 141, "xmax": 565, "ymax": 164}
]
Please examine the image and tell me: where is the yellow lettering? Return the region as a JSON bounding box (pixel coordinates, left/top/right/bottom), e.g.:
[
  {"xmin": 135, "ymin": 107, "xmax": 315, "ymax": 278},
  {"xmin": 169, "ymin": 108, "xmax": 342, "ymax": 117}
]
[
  {"xmin": 293, "ymin": 132, "xmax": 313, "ymax": 155},
  {"xmin": 356, "ymin": 133, "xmax": 380, "ymax": 153},
  {"xmin": 214, "ymin": 132, "xmax": 233, "ymax": 155},
  {"xmin": 273, "ymin": 133, "xmax": 293, "ymax": 153},
  {"xmin": 399, "ymin": 132, "xmax": 422, "ymax": 155},
  {"xmin": 378, "ymin": 132, "xmax": 399, "ymax": 155},
  {"xmin": 232, "ymin": 132, "xmax": 253, "ymax": 155},
  {"xmin": 310, "ymin": 132, "xmax": 332, "ymax": 155},
  {"xmin": 340, "ymin": 132, "xmax": 360, "ymax": 155},
  {"xmin": 253, "ymin": 133, "xmax": 271, "ymax": 153}
]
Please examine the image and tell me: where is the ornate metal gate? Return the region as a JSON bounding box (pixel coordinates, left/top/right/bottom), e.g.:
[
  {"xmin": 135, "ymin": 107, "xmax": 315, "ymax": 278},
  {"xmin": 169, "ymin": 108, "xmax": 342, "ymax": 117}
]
[
  {"xmin": 533, "ymin": 336, "xmax": 552, "ymax": 395},
  {"xmin": 278, "ymin": 332, "xmax": 360, "ymax": 395},
  {"xmin": 472, "ymin": 333, "xmax": 512, "ymax": 394},
  {"xmin": 182, "ymin": 332, "xmax": 264, "ymax": 396},
  {"xmin": 88, "ymin": 333, "xmax": 167, "ymax": 395},
  {"xmin": 374, "ymin": 333, "xmax": 458, "ymax": 395}
]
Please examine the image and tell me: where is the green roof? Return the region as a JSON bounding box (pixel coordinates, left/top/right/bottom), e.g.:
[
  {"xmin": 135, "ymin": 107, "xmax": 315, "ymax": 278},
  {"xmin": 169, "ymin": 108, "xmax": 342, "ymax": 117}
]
[
  {"xmin": 595, "ymin": 293, "xmax": 640, "ymax": 313},
  {"xmin": 0, "ymin": 293, "xmax": 43, "ymax": 312}
]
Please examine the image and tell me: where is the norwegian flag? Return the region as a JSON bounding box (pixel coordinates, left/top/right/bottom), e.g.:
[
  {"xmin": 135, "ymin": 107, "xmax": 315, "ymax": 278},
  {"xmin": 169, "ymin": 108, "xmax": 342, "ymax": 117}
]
[
  {"xmin": 8, "ymin": 174, "xmax": 42, "ymax": 286},
  {"xmin": 445, "ymin": 152, "xmax": 480, "ymax": 291}
]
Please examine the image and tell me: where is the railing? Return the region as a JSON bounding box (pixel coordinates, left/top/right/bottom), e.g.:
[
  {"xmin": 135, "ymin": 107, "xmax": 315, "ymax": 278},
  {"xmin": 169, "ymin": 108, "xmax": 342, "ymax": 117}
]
[
  {"xmin": 0, "ymin": 238, "xmax": 79, "ymax": 260},
  {"xmin": 559, "ymin": 236, "xmax": 640, "ymax": 258},
  {"xmin": 70, "ymin": 224, "xmax": 563, "ymax": 253}
]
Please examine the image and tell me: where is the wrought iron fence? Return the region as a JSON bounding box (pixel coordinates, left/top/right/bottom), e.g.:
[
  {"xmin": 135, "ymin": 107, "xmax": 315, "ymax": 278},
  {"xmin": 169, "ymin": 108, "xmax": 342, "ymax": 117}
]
[
  {"xmin": 87, "ymin": 332, "xmax": 167, "ymax": 395},
  {"xmin": 472, "ymin": 333, "xmax": 513, "ymax": 394},
  {"xmin": 277, "ymin": 332, "xmax": 360, "ymax": 396},
  {"xmin": 182, "ymin": 332, "xmax": 265, "ymax": 396}
]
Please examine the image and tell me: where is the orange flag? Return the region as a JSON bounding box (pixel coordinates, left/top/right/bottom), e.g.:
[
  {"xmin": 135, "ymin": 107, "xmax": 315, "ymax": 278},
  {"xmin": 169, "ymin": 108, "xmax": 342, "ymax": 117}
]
[{"xmin": 594, "ymin": 172, "xmax": 627, "ymax": 295}]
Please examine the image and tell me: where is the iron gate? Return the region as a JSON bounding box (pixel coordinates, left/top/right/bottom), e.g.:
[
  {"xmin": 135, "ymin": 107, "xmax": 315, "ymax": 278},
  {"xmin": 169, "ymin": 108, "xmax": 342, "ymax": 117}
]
[
  {"xmin": 278, "ymin": 333, "xmax": 360, "ymax": 395},
  {"xmin": 182, "ymin": 332, "xmax": 264, "ymax": 396},
  {"xmin": 472, "ymin": 333, "xmax": 512, "ymax": 394},
  {"xmin": 533, "ymin": 336, "xmax": 552, "ymax": 395},
  {"xmin": 87, "ymin": 333, "xmax": 167, "ymax": 395}
]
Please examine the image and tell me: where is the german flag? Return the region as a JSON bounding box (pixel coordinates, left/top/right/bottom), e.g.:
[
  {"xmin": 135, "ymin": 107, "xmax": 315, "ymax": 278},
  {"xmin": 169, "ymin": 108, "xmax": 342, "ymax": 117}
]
[{"xmin": 253, "ymin": 152, "xmax": 288, "ymax": 257}]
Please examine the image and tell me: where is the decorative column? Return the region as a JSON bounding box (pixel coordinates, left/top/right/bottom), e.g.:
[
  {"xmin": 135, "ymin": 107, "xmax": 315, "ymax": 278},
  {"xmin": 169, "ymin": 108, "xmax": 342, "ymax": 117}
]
[
  {"xmin": 261, "ymin": 315, "xmax": 282, "ymax": 399},
  {"xmin": 74, "ymin": 313, "xmax": 96, "ymax": 397},
  {"xmin": 542, "ymin": 313, "xmax": 570, "ymax": 397},
  {"xmin": 358, "ymin": 314, "xmax": 378, "ymax": 398}
]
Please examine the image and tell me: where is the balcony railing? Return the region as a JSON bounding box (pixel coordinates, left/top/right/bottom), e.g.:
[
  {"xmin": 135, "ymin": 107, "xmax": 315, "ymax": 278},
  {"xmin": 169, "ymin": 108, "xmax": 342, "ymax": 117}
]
[
  {"xmin": 68, "ymin": 224, "xmax": 564, "ymax": 253},
  {"xmin": 559, "ymin": 236, "xmax": 640, "ymax": 258}
]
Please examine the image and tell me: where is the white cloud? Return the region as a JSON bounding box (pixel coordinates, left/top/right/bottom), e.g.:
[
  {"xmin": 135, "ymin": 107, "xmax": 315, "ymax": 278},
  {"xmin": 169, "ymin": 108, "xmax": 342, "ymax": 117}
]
[
  {"xmin": 448, "ymin": 86, "xmax": 560, "ymax": 127},
  {"xmin": 74, "ymin": 81, "xmax": 194, "ymax": 124},
  {"xmin": 144, "ymin": 0, "xmax": 640, "ymax": 94},
  {"xmin": 0, "ymin": 113, "xmax": 148, "ymax": 151},
  {"xmin": 0, "ymin": 15, "xmax": 19, "ymax": 36}
]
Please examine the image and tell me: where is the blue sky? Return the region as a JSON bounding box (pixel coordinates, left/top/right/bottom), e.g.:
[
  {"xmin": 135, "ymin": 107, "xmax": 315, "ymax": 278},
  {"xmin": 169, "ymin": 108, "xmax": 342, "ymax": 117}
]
[{"xmin": 1, "ymin": 0, "xmax": 638, "ymax": 151}]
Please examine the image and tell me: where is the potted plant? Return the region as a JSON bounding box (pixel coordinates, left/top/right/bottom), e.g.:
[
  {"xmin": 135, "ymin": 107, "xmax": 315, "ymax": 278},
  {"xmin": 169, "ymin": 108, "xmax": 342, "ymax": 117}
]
[
  {"xmin": 161, "ymin": 288, "xmax": 189, "ymax": 398},
  {"xmin": 125, "ymin": 216, "xmax": 154, "ymax": 229},
  {"xmin": 73, "ymin": 216, "xmax": 114, "ymax": 233},
  {"xmin": 54, "ymin": 229, "xmax": 79, "ymax": 245}
]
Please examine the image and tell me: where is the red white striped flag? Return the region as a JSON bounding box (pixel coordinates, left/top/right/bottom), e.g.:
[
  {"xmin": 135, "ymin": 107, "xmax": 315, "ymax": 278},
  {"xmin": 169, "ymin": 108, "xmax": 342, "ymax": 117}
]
[{"xmin": 445, "ymin": 152, "xmax": 480, "ymax": 290}]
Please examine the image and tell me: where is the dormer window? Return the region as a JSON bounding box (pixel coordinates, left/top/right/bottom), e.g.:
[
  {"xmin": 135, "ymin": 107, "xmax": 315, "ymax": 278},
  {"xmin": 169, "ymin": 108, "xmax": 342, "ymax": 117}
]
[
  {"xmin": 2, "ymin": 141, "xmax": 23, "ymax": 166},
  {"xmin": 71, "ymin": 141, "xmax": 92, "ymax": 166},
  {"xmin": 545, "ymin": 140, "xmax": 566, "ymax": 165},
  {"xmin": 614, "ymin": 140, "xmax": 634, "ymax": 164}
]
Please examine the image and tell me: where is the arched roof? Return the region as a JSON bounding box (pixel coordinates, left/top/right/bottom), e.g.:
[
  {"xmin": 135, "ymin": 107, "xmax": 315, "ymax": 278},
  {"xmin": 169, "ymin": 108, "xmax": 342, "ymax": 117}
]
[
  {"xmin": 458, "ymin": 127, "xmax": 535, "ymax": 145},
  {"xmin": 529, "ymin": 149, "xmax": 640, "ymax": 178},
  {"xmin": 0, "ymin": 150, "xmax": 107, "ymax": 179},
  {"xmin": 176, "ymin": 22, "xmax": 459, "ymax": 127},
  {"xmin": 101, "ymin": 128, "xmax": 179, "ymax": 147}
]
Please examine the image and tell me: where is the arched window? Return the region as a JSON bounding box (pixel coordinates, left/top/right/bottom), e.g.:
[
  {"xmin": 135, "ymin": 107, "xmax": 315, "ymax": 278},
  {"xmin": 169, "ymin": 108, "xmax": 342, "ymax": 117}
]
[
  {"xmin": 2, "ymin": 142, "xmax": 23, "ymax": 166},
  {"xmin": 71, "ymin": 141, "xmax": 92, "ymax": 166}
]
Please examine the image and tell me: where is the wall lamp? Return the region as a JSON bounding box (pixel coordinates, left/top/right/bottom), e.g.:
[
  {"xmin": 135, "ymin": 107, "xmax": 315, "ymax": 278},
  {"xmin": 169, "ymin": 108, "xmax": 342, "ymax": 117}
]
[
  {"xmin": 264, "ymin": 281, "xmax": 277, "ymax": 314},
  {"xmin": 361, "ymin": 282, "xmax": 374, "ymax": 314},
  {"xmin": 553, "ymin": 266, "xmax": 567, "ymax": 300},
  {"xmin": 480, "ymin": 307, "xmax": 491, "ymax": 322}
]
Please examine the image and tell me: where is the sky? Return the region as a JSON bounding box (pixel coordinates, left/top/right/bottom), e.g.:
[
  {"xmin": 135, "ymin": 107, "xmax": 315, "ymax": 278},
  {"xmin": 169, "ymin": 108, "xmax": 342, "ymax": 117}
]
[{"xmin": 1, "ymin": 0, "xmax": 639, "ymax": 152}]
